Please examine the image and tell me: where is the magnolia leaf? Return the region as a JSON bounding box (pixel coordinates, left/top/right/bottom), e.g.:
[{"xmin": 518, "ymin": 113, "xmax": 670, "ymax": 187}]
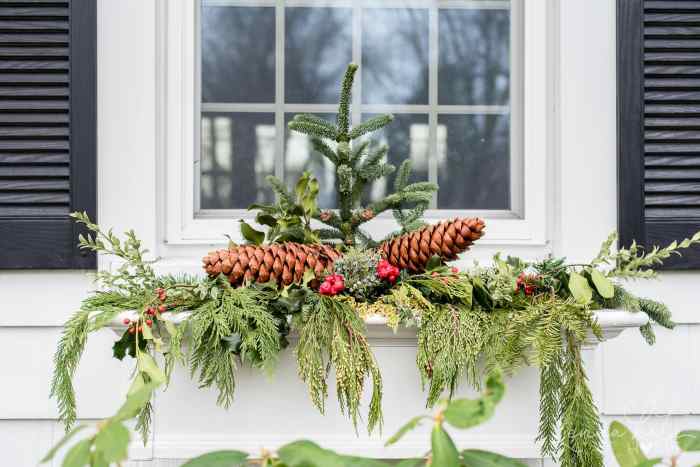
[
  {"xmin": 164, "ymin": 319, "xmax": 178, "ymax": 338},
  {"xmin": 444, "ymin": 399, "xmax": 494, "ymax": 429},
  {"xmin": 61, "ymin": 439, "xmax": 91, "ymax": 467},
  {"xmin": 568, "ymin": 271, "xmax": 593, "ymax": 304},
  {"xmin": 385, "ymin": 415, "xmax": 428, "ymax": 446},
  {"xmin": 41, "ymin": 425, "xmax": 87, "ymax": 463},
  {"xmin": 590, "ymin": 268, "xmax": 614, "ymax": 298},
  {"xmin": 181, "ymin": 450, "xmax": 249, "ymax": 467},
  {"xmin": 278, "ymin": 440, "xmax": 385, "ymax": 467},
  {"xmin": 610, "ymin": 421, "xmax": 648, "ymax": 467},
  {"xmin": 431, "ymin": 425, "xmax": 459, "ymax": 467},
  {"xmin": 127, "ymin": 373, "xmax": 145, "ymax": 397},
  {"xmin": 94, "ymin": 422, "xmax": 130, "ymax": 463},
  {"xmin": 678, "ymin": 430, "xmax": 700, "ymax": 451},
  {"xmin": 255, "ymin": 213, "xmax": 277, "ymax": 227},
  {"xmin": 239, "ymin": 220, "xmax": 264, "ymax": 245},
  {"xmin": 461, "ymin": 450, "xmax": 528, "ymax": 467}
]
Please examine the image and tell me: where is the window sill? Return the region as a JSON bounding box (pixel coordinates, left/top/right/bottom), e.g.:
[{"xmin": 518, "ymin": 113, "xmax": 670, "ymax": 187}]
[{"xmin": 107, "ymin": 309, "xmax": 648, "ymax": 349}]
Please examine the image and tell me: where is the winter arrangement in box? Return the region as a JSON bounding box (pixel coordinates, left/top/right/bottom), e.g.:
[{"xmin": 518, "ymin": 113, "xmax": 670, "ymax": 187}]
[{"xmin": 49, "ymin": 64, "xmax": 700, "ymax": 467}]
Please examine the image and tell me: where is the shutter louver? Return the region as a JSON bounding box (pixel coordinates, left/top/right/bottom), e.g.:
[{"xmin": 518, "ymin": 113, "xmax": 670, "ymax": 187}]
[
  {"xmin": 619, "ymin": 0, "xmax": 700, "ymax": 268},
  {"xmin": 0, "ymin": 1, "xmax": 95, "ymax": 269}
]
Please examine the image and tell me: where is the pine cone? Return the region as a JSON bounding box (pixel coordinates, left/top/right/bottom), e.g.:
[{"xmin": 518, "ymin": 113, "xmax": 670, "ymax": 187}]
[
  {"xmin": 202, "ymin": 243, "xmax": 342, "ymax": 287},
  {"xmin": 381, "ymin": 217, "xmax": 485, "ymax": 272}
]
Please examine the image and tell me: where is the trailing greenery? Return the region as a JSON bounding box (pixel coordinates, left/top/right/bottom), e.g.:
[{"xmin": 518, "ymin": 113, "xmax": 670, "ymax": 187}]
[
  {"xmin": 47, "ymin": 63, "xmax": 700, "ymax": 467},
  {"xmin": 294, "ymin": 294, "xmax": 383, "ymax": 433}
]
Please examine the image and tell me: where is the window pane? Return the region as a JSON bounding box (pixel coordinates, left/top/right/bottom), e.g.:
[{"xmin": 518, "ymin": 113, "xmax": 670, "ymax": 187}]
[
  {"xmin": 200, "ymin": 112, "xmax": 275, "ymax": 209},
  {"xmin": 286, "ymin": 8, "xmax": 352, "ymax": 104},
  {"xmin": 201, "ymin": 6, "xmax": 275, "ymax": 103},
  {"xmin": 437, "ymin": 114, "xmax": 509, "ymax": 210},
  {"xmin": 284, "ymin": 113, "xmax": 338, "ymax": 209},
  {"xmin": 360, "ymin": 113, "xmax": 430, "ymax": 205},
  {"xmin": 362, "ymin": 8, "xmax": 429, "ymax": 105},
  {"xmin": 438, "ymin": 8, "xmax": 510, "ymax": 105}
]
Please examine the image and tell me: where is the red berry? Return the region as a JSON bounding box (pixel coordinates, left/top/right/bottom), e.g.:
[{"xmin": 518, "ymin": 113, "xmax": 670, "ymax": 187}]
[
  {"xmin": 146, "ymin": 307, "xmax": 155, "ymax": 315},
  {"xmin": 123, "ymin": 318, "xmax": 131, "ymax": 325},
  {"xmin": 331, "ymin": 281, "xmax": 345, "ymax": 294},
  {"xmin": 319, "ymin": 282, "xmax": 333, "ymax": 295},
  {"xmin": 137, "ymin": 326, "xmax": 143, "ymax": 333},
  {"xmin": 451, "ymin": 267, "xmax": 459, "ymax": 274},
  {"xmin": 158, "ymin": 304, "xmax": 167, "ymax": 313},
  {"xmin": 432, "ymin": 271, "xmax": 440, "ymax": 277},
  {"xmin": 146, "ymin": 319, "xmax": 153, "ymax": 327}
]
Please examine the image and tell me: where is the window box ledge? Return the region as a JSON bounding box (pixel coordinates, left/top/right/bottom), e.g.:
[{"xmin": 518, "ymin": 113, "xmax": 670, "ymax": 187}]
[{"xmin": 107, "ymin": 309, "xmax": 648, "ymax": 348}]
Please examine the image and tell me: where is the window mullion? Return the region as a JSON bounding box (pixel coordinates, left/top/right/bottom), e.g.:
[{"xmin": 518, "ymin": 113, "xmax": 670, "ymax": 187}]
[
  {"xmin": 352, "ymin": 4, "xmax": 362, "ymax": 129},
  {"xmin": 274, "ymin": 0, "xmax": 285, "ymax": 184},
  {"xmin": 428, "ymin": 5, "xmax": 439, "ymax": 209}
]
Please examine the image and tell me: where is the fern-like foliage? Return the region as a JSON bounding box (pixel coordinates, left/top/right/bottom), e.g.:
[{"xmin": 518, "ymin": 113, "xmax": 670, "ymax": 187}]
[
  {"xmin": 293, "ymin": 295, "xmax": 383, "ymax": 433},
  {"xmin": 188, "ymin": 285, "xmax": 281, "ymax": 408}
]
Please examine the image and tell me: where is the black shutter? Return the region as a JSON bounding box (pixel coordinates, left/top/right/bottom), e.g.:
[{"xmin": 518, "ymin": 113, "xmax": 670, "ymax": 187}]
[
  {"xmin": 618, "ymin": 0, "xmax": 700, "ymax": 268},
  {"xmin": 0, "ymin": 1, "xmax": 96, "ymax": 269}
]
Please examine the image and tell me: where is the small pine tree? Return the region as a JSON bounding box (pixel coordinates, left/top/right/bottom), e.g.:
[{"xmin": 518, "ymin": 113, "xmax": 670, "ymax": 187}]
[{"xmin": 282, "ymin": 63, "xmax": 437, "ymax": 246}]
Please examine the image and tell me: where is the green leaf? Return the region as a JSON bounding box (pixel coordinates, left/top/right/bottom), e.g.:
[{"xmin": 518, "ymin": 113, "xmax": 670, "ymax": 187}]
[
  {"xmin": 61, "ymin": 439, "xmax": 91, "ymax": 467},
  {"xmin": 461, "ymin": 450, "xmax": 528, "ymax": 467},
  {"xmin": 385, "ymin": 416, "xmax": 428, "ymax": 446},
  {"xmin": 41, "ymin": 425, "xmax": 87, "ymax": 463},
  {"xmin": 590, "ymin": 268, "xmax": 614, "ymax": 298},
  {"xmin": 678, "ymin": 430, "xmax": 700, "ymax": 451},
  {"xmin": 239, "ymin": 220, "xmax": 265, "ymax": 245},
  {"xmin": 94, "ymin": 422, "xmax": 130, "ymax": 463},
  {"xmin": 394, "ymin": 460, "xmax": 424, "ymax": 467},
  {"xmin": 431, "ymin": 425, "xmax": 459, "ymax": 467},
  {"xmin": 426, "ymin": 255, "xmax": 443, "ymax": 271},
  {"xmin": 139, "ymin": 352, "xmax": 166, "ymax": 385},
  {"xmin": 610, "ymin": 421, "xmax": 648, "ymax": 467},
  {"xmin": 443, "ymin": 399, "xmax": 494, "ymax": 429},
  {"xmin": 635, "ymin": 459, "xmax": 663, "ymax": 467},
  {"xmin": 127, "ymin": 373, "xmax": 145, "ymax": 397},
  {"xmin": 113, "ymin": 381, "xmax": 160, "ymax": 422},
  {"xmin": 255, "ymin": 213, "xmax": 277, "ymax": 227},
  {"xmin": 141, "ymin": 322, "xmax": 153, "ymax": 340},
  {"xmin": 485, "ymin": 370, "xmax": 505, "ymax": 404},
  {"xmin": 278, "ymin": 440, "xmax": 386, "ymax": 467},
  {"xmin": 181, "ymin": 450, "xmax": 249, "ymax": 467},
  {"xmin": 568, "ymin": 271, "xmax": 593, "ymax": 304}
]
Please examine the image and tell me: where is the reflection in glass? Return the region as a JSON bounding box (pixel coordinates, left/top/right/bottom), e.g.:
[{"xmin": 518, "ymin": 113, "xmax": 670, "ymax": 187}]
[
  {"xmin": 200, "ymin": 113, "xmax": 275, "ymax": 209},
  {"xmin": 201, "ymin": 6, "xmax": 275, "ymax": 103},
  {"xmin": 286, "ymin": 8, "xmax": 352, "ymax": 104},
  {"xmin": 362, "ymin": 8, "xmax": 429, "ymax": 105},
  {"xmin": 439, "ymin": 8, "xmax": 510, "ymax": 105},
  {"xmin": 360, "ymin": 114, "xmax": 429, "ymax": 205},
  {"xmin": 285, "ymin": 114, "xmax": 338, "ymax": 208},
  {"xmin": 437, "ymin": 114, "xmax": 509, "ymax": 210}
]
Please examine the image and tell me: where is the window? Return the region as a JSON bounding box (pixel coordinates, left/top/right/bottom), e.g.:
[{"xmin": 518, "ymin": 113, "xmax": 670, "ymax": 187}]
[
  {"xmin": 196, "ymin": 0, "xmax": 518, "ymax": 215},
  {"xmin": 162, "ymin": 1, "xmax": 548, "ymax": 249}
]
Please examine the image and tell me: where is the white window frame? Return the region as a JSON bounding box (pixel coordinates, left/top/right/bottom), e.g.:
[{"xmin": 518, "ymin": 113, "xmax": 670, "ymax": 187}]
[{"xmin": 161, "ymin": 0, "xmax": 553, "ymax": 252}]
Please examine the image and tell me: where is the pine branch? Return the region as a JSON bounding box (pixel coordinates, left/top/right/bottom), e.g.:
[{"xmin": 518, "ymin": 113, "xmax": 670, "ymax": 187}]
[
  {"xmin": 537, "ymin": 353, "xmax": 562, "ymax": 458},
  {"xmin": 336, "ymin": 64, "xmax": 358, "ymax": 139},
  {"xmin": 292, "ymin": 114, "xmax": 337, "ymax": 136},
  {"xmin": 348, "ymin": 114, "xmax": 393, "ymax": 140},
  {"xmin": 350, "ymin": 140, "xmax": 370, "ymax": 167},
  {"xmin": 288, "ymin": 120, "xmax": 337, "ymax": 140},
  {"xmin": 311, "ymin": 137, "xmax": 338, "ymax": 165},
  {"xmin": 50, "ymin": 309, "xmax": 91, "ymax": 431},
  {"xmin": 135, "ymin": 401, "xmax": 153, "ymax": 445},
  {"xmin": 639, "ymin": 297, "xmax": 675, "ymax": 329},
  {"xmin": 264, "ymin": 175, "xmax": 294, "ymax": 206}
]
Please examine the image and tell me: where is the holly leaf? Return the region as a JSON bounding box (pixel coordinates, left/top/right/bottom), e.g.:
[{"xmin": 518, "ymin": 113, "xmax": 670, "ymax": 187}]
[
  {"xmin": 568, "ymin": 271, "xmax": 593, "ymax": 304},
  {"xmin": 239, "ymin": 220, "xmax": 265, "ymax": 245},
  {"xmin": 590, "ymin": 268, "xmax": 614, "ymax": 298},
  {"xmin": 112, "ymin": 330, "xmax": 131, "ymax": 360}
]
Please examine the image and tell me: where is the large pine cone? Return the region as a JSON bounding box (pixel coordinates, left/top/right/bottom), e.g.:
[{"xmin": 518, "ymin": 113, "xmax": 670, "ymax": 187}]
[
  {"xmin": 202, "ymin": 243, "xmax": 341, "ymax": 287},
  {"xmin": 203, "ymin": 217, "xmax": 484, "ymax": 285},
  {"xmin": 381, "ymin": 217, "xmax": 485, "ymax": 273}
]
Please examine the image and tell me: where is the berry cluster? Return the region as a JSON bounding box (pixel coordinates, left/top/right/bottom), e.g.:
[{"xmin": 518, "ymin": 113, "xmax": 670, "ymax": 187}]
[
  {"xmin": 319, "ymin": 273, "xmax": 345, "ymax": 296},
  {"xmin": 376, "ymin": 259, "xmax": 400, "ymax": 284},
  {"xmin": 516, "ymin": 272, "xmax": 541, "ymax": 296}
]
